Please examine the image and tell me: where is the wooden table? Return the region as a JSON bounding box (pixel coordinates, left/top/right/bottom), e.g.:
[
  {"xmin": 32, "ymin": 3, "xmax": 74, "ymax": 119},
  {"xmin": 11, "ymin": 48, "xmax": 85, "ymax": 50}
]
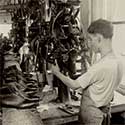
[
  {"xmin": 37, "ymin": 101, "xmax": 125, "ymax": 125},
  {"xmin": 37, "ymin": 102, "xmax": 79, "ymax": 125},
  {"xmin": 37, "ymin": 91, "xmax": 125, "ymax": 125}
]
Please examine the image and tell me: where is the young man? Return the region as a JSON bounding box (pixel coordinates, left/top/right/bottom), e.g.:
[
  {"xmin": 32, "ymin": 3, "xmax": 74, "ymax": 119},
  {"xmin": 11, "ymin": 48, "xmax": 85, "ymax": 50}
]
[{"xmin": 52, "ymin": 19, "xmax": 123, "ymax": 125}]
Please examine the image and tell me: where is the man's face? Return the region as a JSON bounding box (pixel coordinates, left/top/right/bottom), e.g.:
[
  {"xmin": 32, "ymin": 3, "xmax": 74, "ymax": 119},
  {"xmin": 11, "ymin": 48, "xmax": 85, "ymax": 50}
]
[{"xmin": 87, "ymin": 33, "xmax": 100, "ymax": 53}]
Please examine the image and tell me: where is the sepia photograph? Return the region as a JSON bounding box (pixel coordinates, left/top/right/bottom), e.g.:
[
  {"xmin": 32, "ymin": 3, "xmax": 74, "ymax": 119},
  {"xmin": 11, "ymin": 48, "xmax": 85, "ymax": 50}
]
[{"xmin": 0, "ymin": 0, "xmax": 125, "ymax": 125}]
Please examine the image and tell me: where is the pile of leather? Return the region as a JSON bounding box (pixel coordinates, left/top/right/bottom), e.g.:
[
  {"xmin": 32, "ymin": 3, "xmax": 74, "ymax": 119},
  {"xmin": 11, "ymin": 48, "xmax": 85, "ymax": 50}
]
[{"xmin": 1, "ymin": 48, "xmax": 40, "ymax": 109}]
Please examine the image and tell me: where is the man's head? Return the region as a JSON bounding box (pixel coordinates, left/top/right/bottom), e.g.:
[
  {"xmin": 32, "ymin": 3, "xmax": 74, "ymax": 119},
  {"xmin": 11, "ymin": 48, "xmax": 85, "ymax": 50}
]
[{"xmin": 87, "ymin": 19, "xmax": 113, "ymax": 53}]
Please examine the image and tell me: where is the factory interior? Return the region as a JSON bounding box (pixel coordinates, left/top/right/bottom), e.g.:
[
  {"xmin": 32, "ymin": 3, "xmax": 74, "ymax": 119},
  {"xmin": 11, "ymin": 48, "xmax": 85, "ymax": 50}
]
[{"xmin": 0, "ymin": 0, "xmax": 125, "ymax": 125}]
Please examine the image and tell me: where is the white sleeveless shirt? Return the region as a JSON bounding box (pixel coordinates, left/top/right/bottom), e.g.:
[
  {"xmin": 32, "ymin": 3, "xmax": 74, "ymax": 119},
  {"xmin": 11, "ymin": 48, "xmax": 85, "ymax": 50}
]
[{"xmin": 77, "ymin": 53, "xmax": 123, "ymax": 107}]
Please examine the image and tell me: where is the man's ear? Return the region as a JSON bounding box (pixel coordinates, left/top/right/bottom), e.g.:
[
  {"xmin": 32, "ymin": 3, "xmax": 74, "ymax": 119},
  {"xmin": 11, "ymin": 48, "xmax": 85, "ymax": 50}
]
[{"xmin": 96, "ymin": 33, "xmax": 103, "ymax": 43}]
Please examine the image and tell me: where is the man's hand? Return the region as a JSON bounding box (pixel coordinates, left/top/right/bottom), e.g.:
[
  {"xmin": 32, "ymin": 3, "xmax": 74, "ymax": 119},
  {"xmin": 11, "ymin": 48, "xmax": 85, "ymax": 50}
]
[{"xmin": 51, "ymin": 60, "xmax": 80, "ymax": 90}]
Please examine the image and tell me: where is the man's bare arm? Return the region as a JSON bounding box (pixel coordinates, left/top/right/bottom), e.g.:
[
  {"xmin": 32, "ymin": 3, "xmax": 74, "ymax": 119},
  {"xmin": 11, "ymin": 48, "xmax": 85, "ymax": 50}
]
[{"xmin": 52, "ymin": 64, "xmax": 81, "ymax": 90}]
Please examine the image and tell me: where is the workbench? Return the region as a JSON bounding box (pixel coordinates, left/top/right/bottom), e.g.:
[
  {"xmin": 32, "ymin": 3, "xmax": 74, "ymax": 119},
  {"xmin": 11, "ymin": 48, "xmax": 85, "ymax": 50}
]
[
  {"xmin": 37, "ymin": 91, "xmax": 125, "ymax": 125},
  {"xmin": 110, "ymin": 91, "xmax": 125, "ymax": 124},
  {"xmin": 37, "ymin": 102, "xmax": 79, "ymax": 125}
]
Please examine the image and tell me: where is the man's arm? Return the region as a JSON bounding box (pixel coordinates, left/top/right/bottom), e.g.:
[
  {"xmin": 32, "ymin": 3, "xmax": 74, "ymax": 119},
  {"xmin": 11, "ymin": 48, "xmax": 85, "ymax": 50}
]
[
  {"xmin": 52, "ymin": 65, "xmax": 81, "ymax": 90},
  {"xmin": 52, "ymin": 64, "xmax": 92, "ymax": 90}
]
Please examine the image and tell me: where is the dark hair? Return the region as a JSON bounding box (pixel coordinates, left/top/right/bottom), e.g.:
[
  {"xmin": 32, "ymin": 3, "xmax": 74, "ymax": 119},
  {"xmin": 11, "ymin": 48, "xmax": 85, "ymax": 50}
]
[{"xmin": 87, "ymin": 19, "xmax": 113, "ymax": 39}]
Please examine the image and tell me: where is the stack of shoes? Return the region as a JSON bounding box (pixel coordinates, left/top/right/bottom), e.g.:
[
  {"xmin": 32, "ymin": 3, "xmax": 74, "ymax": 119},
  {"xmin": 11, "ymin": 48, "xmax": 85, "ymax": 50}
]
[{"xmin": 1, "ymin": 50, "xmax": 40, "ymax": 109}]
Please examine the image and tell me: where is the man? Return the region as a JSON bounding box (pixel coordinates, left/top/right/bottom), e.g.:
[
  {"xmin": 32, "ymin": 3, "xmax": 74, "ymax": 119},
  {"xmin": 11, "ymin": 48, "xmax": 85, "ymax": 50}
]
[{"xmin": 52, "ymin": 19, "xmax": 123, "ymax": 125}]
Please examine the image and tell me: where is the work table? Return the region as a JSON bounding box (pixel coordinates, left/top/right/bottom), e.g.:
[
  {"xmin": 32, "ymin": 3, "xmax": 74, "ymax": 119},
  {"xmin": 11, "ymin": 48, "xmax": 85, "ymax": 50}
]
[{"xmin": 38, "ymin": 94, "xmax": 125, "ymax": 125}]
